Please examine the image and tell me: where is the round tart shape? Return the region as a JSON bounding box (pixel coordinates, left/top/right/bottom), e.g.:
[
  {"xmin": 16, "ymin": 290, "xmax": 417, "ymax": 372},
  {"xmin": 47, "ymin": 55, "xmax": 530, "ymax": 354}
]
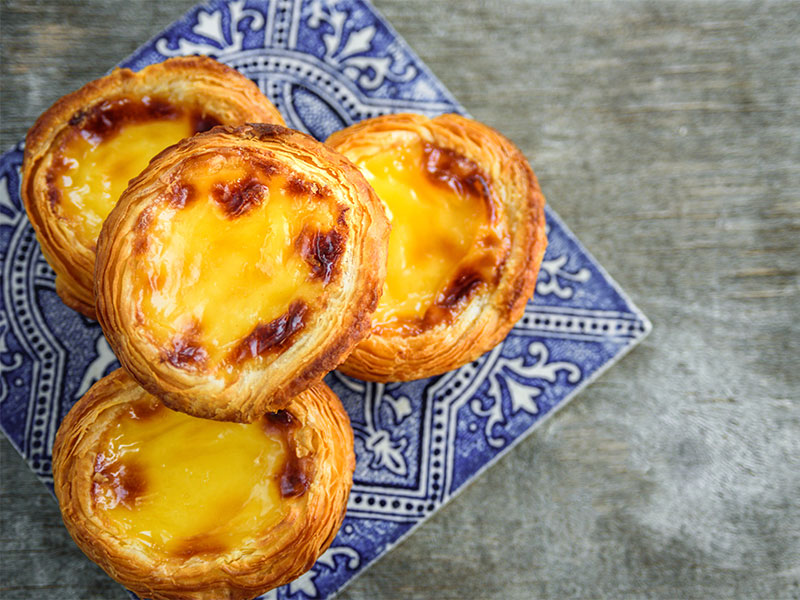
[
  {"xmin": 53, "ymin": 369, "xmax": 354, "ymax": 600},
  {"xmin": 96, "ymin": 123, "xmax": 389, "ymax": 422},
  {"xmin": 21, "ymin": 56, "xmax": 285, "ymax": 318},
  {"xmin": 326, "ymin": 113, "xmax": 547, "ymax": 381}
]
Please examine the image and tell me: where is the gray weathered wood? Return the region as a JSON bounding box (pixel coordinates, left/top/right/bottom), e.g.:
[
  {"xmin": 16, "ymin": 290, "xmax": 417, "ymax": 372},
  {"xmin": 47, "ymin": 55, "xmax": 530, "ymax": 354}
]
[{"xmin": 1, "ymin": 0, "xmax": 799, "ymax": 598}]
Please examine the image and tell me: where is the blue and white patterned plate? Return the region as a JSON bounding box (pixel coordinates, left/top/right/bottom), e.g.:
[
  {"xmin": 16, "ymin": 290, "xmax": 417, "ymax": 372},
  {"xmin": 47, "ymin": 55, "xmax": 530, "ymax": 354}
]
[{"xmin": 0, "ymin": 1, "xmax": 651, "ymax": 598}]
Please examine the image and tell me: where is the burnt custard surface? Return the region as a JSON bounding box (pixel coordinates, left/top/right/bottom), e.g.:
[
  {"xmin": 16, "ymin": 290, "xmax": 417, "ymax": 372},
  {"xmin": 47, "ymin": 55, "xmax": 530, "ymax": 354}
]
[
  {"xmin": 53, "ymin": 369, "xmax": 354, "ymax": 600},
  {"xmin": 327, "ymin": 113, "xmax": 548, "ymax": 382},
  {"xmin": 96, "ymin": 124, "xmax": 389, "ymax": 422},
  {"xmin": 21, "ymin": 56, "xmax": 285, "ymax": 318}
]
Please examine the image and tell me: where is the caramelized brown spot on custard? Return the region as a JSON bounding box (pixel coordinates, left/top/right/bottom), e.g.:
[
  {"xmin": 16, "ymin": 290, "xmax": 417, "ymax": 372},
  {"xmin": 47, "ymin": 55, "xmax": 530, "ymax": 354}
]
[
  {"xmin": 171, "ymin": 534, "xmax": 228, "ymax": 559},
  {"xmin": 165, "ymin": 181, "xmax": 195, "ymax": 209},
  {"xmin": 266, "ymin": 409, "xmax": 296, "ymax": 428},
  {"xmin": 247, "ymin": 122, "xmax": 287, "ymax": 141},
  {"xmin": 285, "ymin": 175, "xmax": 331, "ymax": 199},
  {"xmin": 407, "ymin": 270, "xmax": 485, "ymax": 333},
  {"xmin": 295, "ymin": 226, "xmax": 345, "ymax": 284},
  {"xmin": 211, "ymin": 176, "xmax": 266, "ymax": 218},
  {"xmin": 375, "ymin": 264, "xmax": 495, "ymax": 336},
  {"xmin": 190, "ymin": 113, "xmax": 222, "ymax": 134},
  {"xmin": 252, "ymin": 158, "xmax": 281, "ymax": 178},
  {"xmin": 127, "ymin": 397, "xmax": 165, "ymax": 421},
  {"xmin": 163, "ymin": 322, "xmax": 209, "ymax": 370},
  {"xmin": 68, "ymin": 111, "xmax": 85, "ymax": 127},
  {"xmin": 70, "ymin": 96, "xmax": 181, "ymax": 145},
  {"xmin": 423, "ymin": 143, "xmax": 495, "ymax": 222},
  {"xmin": 45, "ymin": 166, "xmax": 62, "ymax": 208},
  {"xmin": 436, "ymin": 269, "xmax": 484, "ymax": 309},
  {"xmin": 263, "ymin": 410, "xmax": 315, "ymax": 499},
  {"xmin": 280, "ymin": 455, "xmax": 315, "ymax": 498},
  {"xmin": 419, "ymin": 264, "xmax": 495, "ymax": 331},
  {"xmin": 231, "ymin": 300, "xmax": 309, "ymax": 364},
  {"xmin": 132, "ymin": 205, "xmax": 158, "ymax": 255},
  {"xmin": 134, "ymin": 206, "xmax": 156, "ymax": 235},
  {"xmin": 92, "ymin": 453, "xmax": 147, "ymax": 510}
]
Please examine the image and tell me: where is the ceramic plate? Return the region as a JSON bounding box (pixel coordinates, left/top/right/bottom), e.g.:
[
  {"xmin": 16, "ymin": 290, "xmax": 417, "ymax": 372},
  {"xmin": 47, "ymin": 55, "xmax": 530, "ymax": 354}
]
[{"xmin": 0, "ymin": 1, "xmax": 651, "ymax": 598}]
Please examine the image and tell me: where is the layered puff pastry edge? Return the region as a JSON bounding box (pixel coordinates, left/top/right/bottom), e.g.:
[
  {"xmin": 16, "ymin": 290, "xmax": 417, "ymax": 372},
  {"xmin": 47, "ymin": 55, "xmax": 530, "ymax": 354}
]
[
  {"xmin": 21, "ymin": 56, "xmax": 285, "ymax": 318},
  {"xmin": 95, "ymin": 123, "xmax": 390, "ymax": 422},
  {"xmin": 53, "ymin": 369, "xmax": 354, "ymax": 600},
  {"xmin": 327, "ymin": 113, "xmax": 547, "ymax": 381}
]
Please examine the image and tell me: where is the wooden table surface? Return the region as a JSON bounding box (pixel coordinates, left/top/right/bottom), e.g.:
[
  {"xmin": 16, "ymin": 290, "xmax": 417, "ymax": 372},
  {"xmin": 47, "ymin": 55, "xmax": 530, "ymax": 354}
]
[{"xmin": 1, "ymin": 1, "xmax": 798, "ymax": 598}]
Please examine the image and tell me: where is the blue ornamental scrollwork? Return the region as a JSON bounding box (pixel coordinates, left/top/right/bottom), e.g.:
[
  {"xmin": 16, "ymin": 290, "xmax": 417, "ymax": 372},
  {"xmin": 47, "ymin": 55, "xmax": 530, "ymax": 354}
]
[
  {"xmin": 0, "ymin": 310, "xmax": 23, "ymax": 405},
  {"xmin": 471, "ymin": 342, "xmax": 582, "ymax": 448},
  {"xmin": 258, "ymin": 544, "xmax": 361, "ymax": 599},
  {"xmin": 536, "ymin": 254, "xmax": 591, "ymax": 300},
  {"xmin": 307, "ymin": 0, "xmax": 415, "ymax": 89},
  {"xmin": 0, "ymin": 162, "xmax": 25, "ymax": 406},
  {"xmin": 0, "ymin": 174, "xmax": 22, "ymax": 230},
  {"xmin": 74, "ymin": 335, "xmax": 118, "ymax": 400},
  {"xmin": 155, "ymin": 0, "xmax": 265, "ymax": 56},
  {"xmin": 332, "ymin": 373, "xmax": 413, "ymax": 477}
]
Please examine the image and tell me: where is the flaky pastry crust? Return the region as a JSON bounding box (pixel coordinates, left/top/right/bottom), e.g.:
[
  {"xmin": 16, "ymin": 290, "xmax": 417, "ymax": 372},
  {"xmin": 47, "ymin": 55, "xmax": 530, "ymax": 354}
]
[
  {"xmin": 21, "ymin": 56, "xmax": 285, "ymax": 318},
  {"xmin": 327, "ymin": 113, "xmax": 547, "ymax": 381},
  {"xmin": 95, "ymin": 123, "xmax": 389, "ymax": 422},
  {"xmin": 53, "ymin": 369, "xmax": 354, "ymax": 600}
]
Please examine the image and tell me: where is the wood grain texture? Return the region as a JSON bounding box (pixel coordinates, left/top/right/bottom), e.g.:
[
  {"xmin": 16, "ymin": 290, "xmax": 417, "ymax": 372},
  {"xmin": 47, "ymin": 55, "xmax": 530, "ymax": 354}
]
[{"xmin": 1, "ymin": 0, "xmax": 799, "ymax": 599}]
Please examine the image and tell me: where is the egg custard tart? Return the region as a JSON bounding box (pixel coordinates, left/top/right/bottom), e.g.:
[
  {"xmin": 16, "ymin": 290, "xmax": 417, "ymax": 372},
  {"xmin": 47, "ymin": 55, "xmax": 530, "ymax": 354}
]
[
  {"xmin": 53, "ymin": 369, "xmax": 354, "ymax": 600},
  {"xmin": 21, "ymin": 56, "xmax": 284, "ymax": 318},
  {"xmin": 96, "ymin": 123, "xmax": 389, "ymax": 422},
  {"xmin": 327, "ymin": 113, "xmax": 547, "ymax": 381}
]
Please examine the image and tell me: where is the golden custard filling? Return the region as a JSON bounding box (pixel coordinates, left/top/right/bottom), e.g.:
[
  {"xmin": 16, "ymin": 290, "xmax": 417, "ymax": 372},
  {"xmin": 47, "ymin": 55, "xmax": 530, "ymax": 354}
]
[
  {"xmin": 91, "ymin": 399, "xmax": 300, "ymax": 559},
  {"xmin": 356, "ymin": 139, "xmax": 507, "ymax": 332},
  {"xmin": 133, "ymin": 153, "xmax": 345, "ymax": 371},
  {"xmin": 48, "ymin": 97, "xmax": 218, "ymax": 248}
]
